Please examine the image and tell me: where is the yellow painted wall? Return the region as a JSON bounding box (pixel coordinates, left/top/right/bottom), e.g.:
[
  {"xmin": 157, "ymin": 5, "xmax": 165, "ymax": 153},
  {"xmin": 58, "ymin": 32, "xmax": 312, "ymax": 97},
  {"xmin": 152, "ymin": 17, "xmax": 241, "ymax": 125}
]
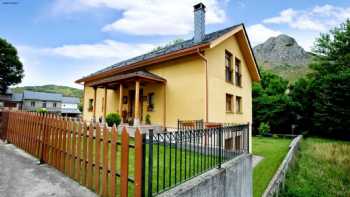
[
  {"xmin": 146, "ymin": 55, "xmax": 205, "ymax": 127},
  {"xmin": 83, "ymin": 55, "xmax": 205, "ymax": 127},
  {"xmin": 205, "ymin": 34, "xmax": 253, "ymax": 151}
]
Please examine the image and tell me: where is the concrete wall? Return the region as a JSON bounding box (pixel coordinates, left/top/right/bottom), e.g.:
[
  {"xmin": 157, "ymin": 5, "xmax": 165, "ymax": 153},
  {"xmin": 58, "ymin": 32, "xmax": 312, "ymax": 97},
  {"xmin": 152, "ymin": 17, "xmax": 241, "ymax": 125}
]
[
  {"xmin": 262, "ymin": 135, "xmax": 302, "ymax": 197},
  {"xmin": 158, "ymin": 154, "xmax": 252, "ymax": 197}
]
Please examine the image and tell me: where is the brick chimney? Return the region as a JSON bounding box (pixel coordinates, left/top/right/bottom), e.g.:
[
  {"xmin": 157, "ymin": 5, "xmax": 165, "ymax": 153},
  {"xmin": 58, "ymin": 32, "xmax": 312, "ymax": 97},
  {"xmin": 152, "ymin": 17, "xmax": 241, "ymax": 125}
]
[{"xmin": 193, "ymin": 3, "xmax": 206, "ymax": 43}]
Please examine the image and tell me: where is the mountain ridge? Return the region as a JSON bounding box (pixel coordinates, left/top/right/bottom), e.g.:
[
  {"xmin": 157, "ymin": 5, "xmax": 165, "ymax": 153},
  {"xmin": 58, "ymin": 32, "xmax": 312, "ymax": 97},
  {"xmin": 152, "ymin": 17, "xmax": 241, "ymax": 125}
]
[{"xmin": 253, "ymin": 34, "xmax": 314, "ymax": 81}]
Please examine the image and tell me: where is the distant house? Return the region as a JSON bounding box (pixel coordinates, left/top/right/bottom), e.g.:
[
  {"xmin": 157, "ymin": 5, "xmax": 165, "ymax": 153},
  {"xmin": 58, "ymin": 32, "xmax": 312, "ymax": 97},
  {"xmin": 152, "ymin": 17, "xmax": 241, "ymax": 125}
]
[
  {"xmin": 7, "ymin": 91, "xmax": 81, "ymax": 117},
  {"xmin": 61, "ymin": 97, "xmax": 81, "ymax": 117},
  {"xmin": 20, "ymin": 91, "xmax": 62, "ymax": 113}
]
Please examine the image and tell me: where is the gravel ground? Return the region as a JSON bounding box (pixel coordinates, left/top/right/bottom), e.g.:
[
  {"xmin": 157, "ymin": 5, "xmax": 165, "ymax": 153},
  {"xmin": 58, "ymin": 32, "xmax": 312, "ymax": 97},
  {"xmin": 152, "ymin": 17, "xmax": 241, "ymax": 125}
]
[{"xmin": 0, "ymin": 140, "xmax": 97, "ymax": 197}]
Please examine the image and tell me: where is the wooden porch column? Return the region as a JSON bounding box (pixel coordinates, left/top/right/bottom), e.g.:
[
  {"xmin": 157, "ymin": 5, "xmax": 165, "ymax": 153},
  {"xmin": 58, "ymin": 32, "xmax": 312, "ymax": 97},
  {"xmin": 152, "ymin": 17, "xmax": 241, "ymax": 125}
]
[
  {"xmin": 104, "ymin": 87, "xmax": 107, "ymax": 118},
  {"xmin": 163, "ymin": 83, "xmax": 167, "ymax": 127},
  {"xmin": 118, "ymin": 84, "xmax": 123, "ymax": 120},
  {"xmin": 134, "ymin": 80, "xmax": 140, "ymax": 126},
  {"xmin": 93, "ymin": 87, "xmax": 97, "ymax": 122}
]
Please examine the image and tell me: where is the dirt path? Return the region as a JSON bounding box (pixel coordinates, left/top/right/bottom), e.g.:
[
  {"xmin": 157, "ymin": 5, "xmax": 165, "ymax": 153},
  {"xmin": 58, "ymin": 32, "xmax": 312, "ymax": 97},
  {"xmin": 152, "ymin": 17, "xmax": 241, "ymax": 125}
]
[{"xmin": 0, "ymin": 141, "xmax": 97, "ymax": 197}]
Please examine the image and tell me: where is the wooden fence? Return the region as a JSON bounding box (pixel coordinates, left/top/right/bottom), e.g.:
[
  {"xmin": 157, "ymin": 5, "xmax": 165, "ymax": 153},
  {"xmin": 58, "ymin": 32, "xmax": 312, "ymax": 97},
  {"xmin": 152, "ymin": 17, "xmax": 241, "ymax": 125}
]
[{"xmin": 3, "ymin": 111, "xmax": 143, "ymax": 197}]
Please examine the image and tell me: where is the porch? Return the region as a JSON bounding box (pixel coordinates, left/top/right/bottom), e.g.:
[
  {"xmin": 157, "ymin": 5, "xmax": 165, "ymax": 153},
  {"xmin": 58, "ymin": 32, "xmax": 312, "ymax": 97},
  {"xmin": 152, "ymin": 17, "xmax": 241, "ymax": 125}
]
[{"xmin": 87, "ymin": 70, "xmax": 166, "ymax": 126}]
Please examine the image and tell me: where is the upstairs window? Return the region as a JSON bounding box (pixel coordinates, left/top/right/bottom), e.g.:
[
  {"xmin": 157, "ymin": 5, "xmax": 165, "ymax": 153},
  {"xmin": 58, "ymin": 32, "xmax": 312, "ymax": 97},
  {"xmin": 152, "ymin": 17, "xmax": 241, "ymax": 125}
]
[
  {"xmin": 53, "ymin": 102, "xmax": 57, "ymax": 108},
  {"xmin": 31, "ymin": 101, "xmax": 35, "ymax": 107},
  {"xmin": 236, "ymin": 96, "xmax": 242, "ymax": 113},
  {"xmin": 235, "ymin": 58, "xmax": 242, "ymax": 87},
  {"xmin": 226, "ymin": 94, "xmax": 233, "ymax": 112},
  {"xmin": 88, "ymin": 99, "xmax": 94, "ymax": 112},
  {"xmin": 225, "ymin": 51, "xmax": 233, "ymax": 83}
]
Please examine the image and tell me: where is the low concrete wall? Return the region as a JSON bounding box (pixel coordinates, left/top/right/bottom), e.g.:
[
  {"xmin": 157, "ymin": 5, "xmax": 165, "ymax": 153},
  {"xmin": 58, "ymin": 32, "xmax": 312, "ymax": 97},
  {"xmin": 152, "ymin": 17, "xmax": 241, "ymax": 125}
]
[
  {"xmin": 262, "ymin": 135, "xmax": 303, "ymax": 197},
  {"xmin": 158, "ymin": 154, "xmax": 253, "ymax": 197}
]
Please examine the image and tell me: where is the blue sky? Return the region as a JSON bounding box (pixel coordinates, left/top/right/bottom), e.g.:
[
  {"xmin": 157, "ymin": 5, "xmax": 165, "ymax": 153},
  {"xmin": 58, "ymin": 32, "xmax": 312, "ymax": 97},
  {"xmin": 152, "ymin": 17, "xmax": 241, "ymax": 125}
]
[{"xmin": 1, "ymin": 0, "xmax": 349, "ymax": 88}]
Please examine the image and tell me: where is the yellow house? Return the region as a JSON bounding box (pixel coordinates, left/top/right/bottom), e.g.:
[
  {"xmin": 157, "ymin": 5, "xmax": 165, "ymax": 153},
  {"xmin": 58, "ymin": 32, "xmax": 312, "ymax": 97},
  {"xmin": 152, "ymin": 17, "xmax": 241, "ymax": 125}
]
[{"xmin": 76, "ymin": 3, "xmax": 260, "ymax": 138}]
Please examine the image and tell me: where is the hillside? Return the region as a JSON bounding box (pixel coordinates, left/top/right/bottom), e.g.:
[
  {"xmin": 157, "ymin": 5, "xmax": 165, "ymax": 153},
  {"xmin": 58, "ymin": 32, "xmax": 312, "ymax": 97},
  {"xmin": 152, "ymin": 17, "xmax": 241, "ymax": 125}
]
[
  {"xmin": 253, "ymin": 34, "xmax": 314, "ymax": 81},
  {"xmin": 12, "ymin": 85, "xmax": 83, "ymax": 98}
]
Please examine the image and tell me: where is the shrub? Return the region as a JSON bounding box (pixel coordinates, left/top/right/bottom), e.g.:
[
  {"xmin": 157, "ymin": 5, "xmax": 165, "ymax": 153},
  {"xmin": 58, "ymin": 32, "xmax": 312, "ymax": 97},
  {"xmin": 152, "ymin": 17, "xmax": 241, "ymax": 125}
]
[
  {"xmin": 36, "ymin": 108, "xmax": 48, "ymax": 114},
  {"xmin": 258, "ymin": 122, "xmax": 270, "ymax": 136},
  {"xmin": 105, "ymin": 113, "xmax": 121, "ymax": 127},
  {"xmin": 145, "ymin": 114, "xmax": 151, "ymax": 125}
]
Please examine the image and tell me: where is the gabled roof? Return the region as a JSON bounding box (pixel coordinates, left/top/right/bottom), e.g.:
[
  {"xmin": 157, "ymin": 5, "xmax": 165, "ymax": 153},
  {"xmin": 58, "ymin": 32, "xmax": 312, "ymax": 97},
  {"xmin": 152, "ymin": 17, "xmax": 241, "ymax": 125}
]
[
  {"xmin": 76, "ymin": 23, "xmax": 260, "ymax": 83},
  {"xmin": 62, "ymin": 96, "xmax": 80, "ymax": 104},
  {"xmin": 77, "ymin": 24, "xmax": 242, "ymax": 83},
  {"xmin": 23, "ymin": 91, "xmax": 63, "ymax": 102}
]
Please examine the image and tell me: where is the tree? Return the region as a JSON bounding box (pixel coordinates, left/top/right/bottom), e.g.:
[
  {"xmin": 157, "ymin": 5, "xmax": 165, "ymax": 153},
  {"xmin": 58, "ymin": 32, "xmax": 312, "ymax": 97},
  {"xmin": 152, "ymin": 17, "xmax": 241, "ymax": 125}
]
[
  {"xmin": 253, "ymin": 69, "xmax": 294, "ymax": 134},
  {"xmin": 0, "ymin": 38, "xmax": 24, "ymax": 93},
  {"xmin": 289, "ymin": 20, "xmax": 350, "ymax": 139}
]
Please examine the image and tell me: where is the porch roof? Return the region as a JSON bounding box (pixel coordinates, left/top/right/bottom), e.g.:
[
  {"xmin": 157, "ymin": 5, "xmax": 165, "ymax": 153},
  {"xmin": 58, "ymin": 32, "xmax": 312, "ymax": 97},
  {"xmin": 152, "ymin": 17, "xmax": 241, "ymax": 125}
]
[{"xmin": 87, "ymin": 70, "xmax": 166, "ymax": 87}]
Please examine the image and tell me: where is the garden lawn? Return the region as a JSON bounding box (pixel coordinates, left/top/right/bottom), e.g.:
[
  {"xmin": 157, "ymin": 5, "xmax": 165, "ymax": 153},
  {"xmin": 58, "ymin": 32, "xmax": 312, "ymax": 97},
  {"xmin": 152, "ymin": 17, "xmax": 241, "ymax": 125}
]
[
  {"xmin": 280, "ymin": 138, "xmax": 350, "ymax": 197},
  {"xmin": 252, "ymin": 137, "xmax": 292, "ymax": 197}
]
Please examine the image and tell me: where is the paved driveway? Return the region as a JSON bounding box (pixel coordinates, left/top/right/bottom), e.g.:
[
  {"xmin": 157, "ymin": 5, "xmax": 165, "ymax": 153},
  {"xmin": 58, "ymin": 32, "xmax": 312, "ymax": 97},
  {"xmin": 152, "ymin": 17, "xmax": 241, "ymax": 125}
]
[{"xmin": 0, "ymin": 141, "xmax": 97, "ymax": 197}]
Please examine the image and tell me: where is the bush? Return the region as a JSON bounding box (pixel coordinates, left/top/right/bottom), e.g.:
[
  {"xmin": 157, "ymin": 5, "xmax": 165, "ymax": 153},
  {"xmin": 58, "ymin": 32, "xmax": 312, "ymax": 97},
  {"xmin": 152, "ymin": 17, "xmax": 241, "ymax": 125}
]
[
  {"xmin": 145, "ymin": 114, "xmax": 151, "ymax": 125},
  {"xmin": 258, "ymin": 122, "xmax": 270, "ymax": 136},
  {"xmin": 105, "ymin": 113, "xmax": 121, "ymax": 127},
  {"xmin": 36, "ymin": 108, "xmax": 48, "ymax": 114}
]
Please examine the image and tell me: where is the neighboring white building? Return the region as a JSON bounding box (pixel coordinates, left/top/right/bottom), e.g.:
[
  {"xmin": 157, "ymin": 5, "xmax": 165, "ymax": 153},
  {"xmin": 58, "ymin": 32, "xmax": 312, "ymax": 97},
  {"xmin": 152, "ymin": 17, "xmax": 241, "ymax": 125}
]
[{"xmin": 61, "ymin": 97, "xmax": 81, "ymax": 117}]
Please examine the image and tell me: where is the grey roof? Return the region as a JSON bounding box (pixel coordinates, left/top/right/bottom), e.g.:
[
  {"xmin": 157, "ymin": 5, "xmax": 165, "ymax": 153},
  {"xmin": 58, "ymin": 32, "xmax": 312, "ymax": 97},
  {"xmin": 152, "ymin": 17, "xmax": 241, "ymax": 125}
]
[
  {"xmin": 61, "ymin": 108, "xmax": 81, "ymax": 114},
  {"xmin": 62, "ymin": 96, "xmax": 80, "ymax": 104},
  {"xmin": 11, "ymin": 93, "xmax": 23, "ymax": 102},
  {"xmin": 85, "ymin": 24, "xmax": 242, "ymax": 79},
  {"xmin": 22, "ymin": 91, "xmax": 63, "ymax": 102}
]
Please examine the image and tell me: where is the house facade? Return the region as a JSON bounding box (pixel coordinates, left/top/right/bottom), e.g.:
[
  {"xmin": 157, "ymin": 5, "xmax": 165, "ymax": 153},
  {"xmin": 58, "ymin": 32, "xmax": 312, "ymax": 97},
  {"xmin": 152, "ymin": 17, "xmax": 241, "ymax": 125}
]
[
  {"xmin": 10, "ymin": 91, "xmax": 81, "ymax": 116},
  {"xmin": 77, "ymin": 3, "xmax": 260, "ymax": 141}
]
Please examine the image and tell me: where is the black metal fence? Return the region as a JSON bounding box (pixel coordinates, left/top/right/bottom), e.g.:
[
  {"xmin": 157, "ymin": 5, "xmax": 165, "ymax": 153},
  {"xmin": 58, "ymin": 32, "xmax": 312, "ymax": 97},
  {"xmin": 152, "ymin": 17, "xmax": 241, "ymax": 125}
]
[{"xmin": 143, "ymin": 123, "xmax": 250, "ymax": 196}]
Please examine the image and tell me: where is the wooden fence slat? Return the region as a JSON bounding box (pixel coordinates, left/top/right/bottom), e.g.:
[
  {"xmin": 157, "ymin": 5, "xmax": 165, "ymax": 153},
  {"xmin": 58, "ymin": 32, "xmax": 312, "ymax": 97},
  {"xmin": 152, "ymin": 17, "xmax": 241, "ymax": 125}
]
[
  {"xmin": 71, "ymin": 121, "xmax": 77, "ymax": 180},
  {"xmin": 110, "ymin": 126, "xmax": 118, "ymax": 197},
  {"xmin": 63, "ymin": 118, "xmax": 68, "ymax": 173},
  {"xmin": 120, "ymin": 127, "xmax": 129, "ymax": 197},
  {"xmin": 67, "ymin": 119, "xmax": 72, "ymax": 177},
  {"xmin": 94, "ymin": 124, "xmax": 101, "ymax": 194},
  {"xmin": 134, "ymin": 128, "xmax": 143, "ymax": 197},
  {"xmin": 82, "ymin": 122, "xmax": 88, "ymax": 186},
  {"xmin": 102, "ymin": 125, "xmax": 109, "ymax": 196},
  {"xmin": 76, "ymin": 122, "xmax": 83, "ymax": 182},
  {"xmin": 87, "ymin": 123, "xmax": 94, "ymax": 188}
]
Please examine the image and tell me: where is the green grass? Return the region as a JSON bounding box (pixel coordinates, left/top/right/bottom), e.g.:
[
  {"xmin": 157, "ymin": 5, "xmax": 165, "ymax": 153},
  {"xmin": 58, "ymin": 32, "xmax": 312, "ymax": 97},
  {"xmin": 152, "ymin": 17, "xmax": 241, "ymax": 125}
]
[
  {"xmin": 252, "ymin": 136, "xmax": 292, "ymax": 197},
  {"xmin": 280, "ymin": 138, "xmax": 350, "ymax": 197}
]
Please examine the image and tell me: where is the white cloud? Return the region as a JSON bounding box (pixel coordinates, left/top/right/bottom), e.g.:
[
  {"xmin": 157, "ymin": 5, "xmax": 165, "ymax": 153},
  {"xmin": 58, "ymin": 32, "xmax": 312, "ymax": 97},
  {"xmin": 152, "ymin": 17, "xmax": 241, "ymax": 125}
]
[
  {"xmin": 15, "ymin": 40, "xmax": 156, "ymax": 87},
  {"xmin": 42, "ymin": 40, "xmax": 155, "ymax": 59},
  {"xmin": 263, "ymin": 4, "xmax": 350, "ymax": 31},
  {"xmin": 246, "ymin": 24, "xmax": 282, "ymax": 46},
  {"xmin": 52, "ymin": 0, "xmax": 227, "ymax": 36}
]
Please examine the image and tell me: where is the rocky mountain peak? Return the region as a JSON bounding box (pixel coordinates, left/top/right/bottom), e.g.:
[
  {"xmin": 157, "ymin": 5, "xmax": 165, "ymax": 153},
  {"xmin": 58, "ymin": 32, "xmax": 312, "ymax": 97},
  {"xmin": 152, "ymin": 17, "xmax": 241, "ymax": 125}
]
[{"xmin": 253, "ymin": 34, "xmax": 312, "ymax": 68}]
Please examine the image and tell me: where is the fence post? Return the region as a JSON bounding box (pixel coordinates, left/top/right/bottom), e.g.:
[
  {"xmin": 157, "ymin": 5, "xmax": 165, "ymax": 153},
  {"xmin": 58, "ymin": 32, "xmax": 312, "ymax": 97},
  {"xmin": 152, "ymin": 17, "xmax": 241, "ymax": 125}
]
[
  {"xmin": 147, "ymin": 129, "xmax": 154, "ymax": 197},
  {"xmin": 218, "ymin": 126, "xmax": 223, "ymax": 168},
  {"xmin": 246, "ymin": 124, "xmax": 250, "ymax": 153},
  {"xmin": 141, "ymin": 133, "xmax": 147, "ymax": 197},
  {"xmin": 39, "ymin": 114, "xmax": 47, "ymax": 164}
]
